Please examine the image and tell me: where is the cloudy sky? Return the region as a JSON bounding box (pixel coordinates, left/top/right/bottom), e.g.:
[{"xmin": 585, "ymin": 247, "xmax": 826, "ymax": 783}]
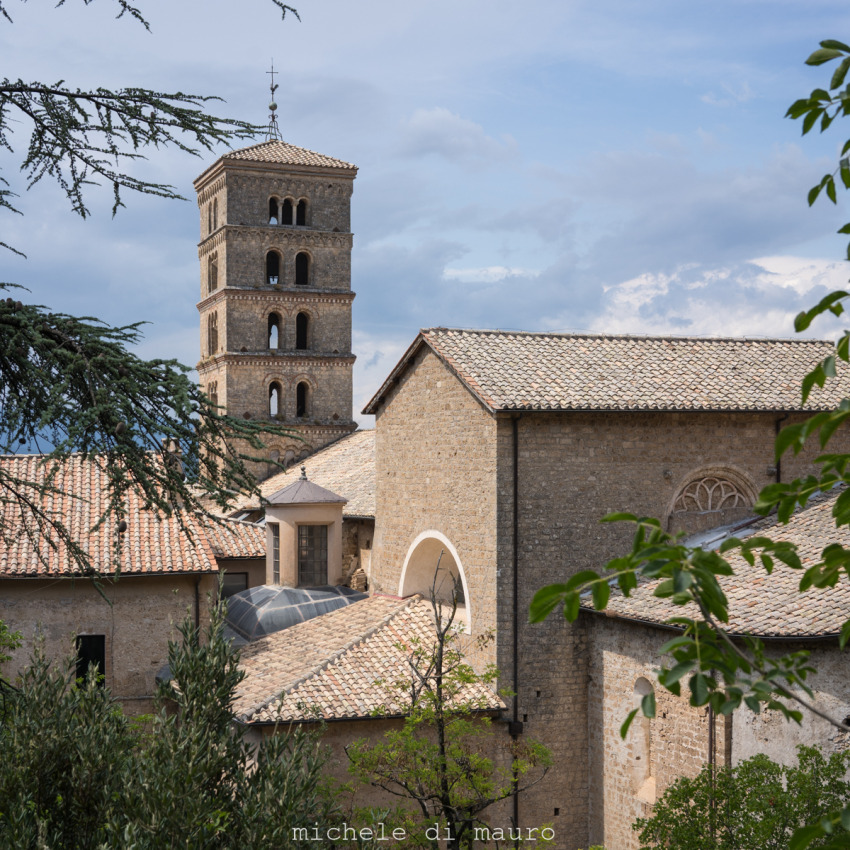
[{"xmin": 3, "ymin": 0, "xmax": 850, "ymax": 422}]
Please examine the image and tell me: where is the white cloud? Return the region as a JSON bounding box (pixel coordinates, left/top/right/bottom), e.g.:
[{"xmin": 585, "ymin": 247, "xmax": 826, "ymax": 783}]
[
  {"xmin": 701, "ymin": 80, "xmax": 756, "ymax": 107},
  {"xmin": 442, "ymin": 266, "xmax": 538, "ymax": 284},
  {"xmin": 398, "ymin": 107, "xmax": 517, "ymax": 165}
]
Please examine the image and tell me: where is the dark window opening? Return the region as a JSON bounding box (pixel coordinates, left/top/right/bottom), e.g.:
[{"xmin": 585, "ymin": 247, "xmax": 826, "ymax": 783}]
[
  {"xmin": 266, "ymin": 251, "xmax": 280, "ymax": 286},
  {"xmin": 298, "ymin": 525, "xmax": 328, "ymax": 586},
  {"xmin": 208, "ymin": 255, "xmax": 218, "ymax": 292},
  {"xmin": 296, "ymin": 199, "xmax": 307, "ymax": 226},
  {"xmin": 268, "ymin": 198, "xmax": 279, "ymax": 225},
  {"xmin": 268, "ymin": 313, "xmax": 281, "ymax": 349},
  {"xmin": 208, "ymin": 380, "xmax": 218, "ymax": 409},
  {"xmin": 207, "ymin": 203, "xmax": 212, "ymax": 235},
  {"xmin": 207, "ymin": 312, "xmax": 218, "ymax": 356},
  {"xmin": 296, "ymin": 382, "xmax": 308, "ymax": 418},
  {"xmin": 296, "ymin": 312, "xmax": 309, "ymax": 350},
  {"xmin": 282, "ymin": 198, "xmax": 293, "ymax": 225},
  {"xmin": 295, "ymin": 252, "xmax": 309, "ymax": 287},
  {"xmin": 75, "ymin": 635, "xmax": 105, "ymax": 686},
  {"xmin": 222, "ymin": 572, "xmax": 248, "ymax": 598},
  {"xmin": 269, "ymin": 381, "xmax": 282, "ymax": 417},
  {"xmin": 271, "ymin": 524, "xmax": 280, "ymax": 584},
  {"xmin": 213, "ymin": 198, "xmax": 218, "ymax": 231}
]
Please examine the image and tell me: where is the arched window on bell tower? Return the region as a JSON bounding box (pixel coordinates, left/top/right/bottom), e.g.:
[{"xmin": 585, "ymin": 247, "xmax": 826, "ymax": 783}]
[
  {"xmin": 295, "ymin": 252, "xmax": 309, "ymax": 287},
  {"xmin": 296, "ymin": 199, "xmax": 307, "ymax": 226},
  {"xmin": 208, "ymin": 254, "xmax": 218, "ymax": 293},
  {"xmin": 268, "ymin": 313, "xmax": 281, "ymax": 349},
  {"xmin": 296, "ymin": 381, "xmax": 309, "ymax": 418},
  {"xmin": 213, "ymin": 198, "xmax": 218, "ymax": 230},
  {"xmin": 296, "ymin": 312, "xmax": 309, "ymax": 350},
  {"xmin": 207, "ymin": 380, "xmax": 218, "ymax": 409},
  {"xmin": 282, "ymin": 198, "xmax": 293, "ymax": 225},
  {"xmin": 266, "ymin": 250, "xmax": 281, "ymax": 286},
  {"xmin": 207, "ymin": 312, "xmax": 218, "ymax": 356},
  {"xmin": 207, "ymin": 203, "xmax": 212, "ymax": 235},
  {"xmin": 269, "ymin": 197, "xmax": 279, "ymax": 225},
  {"xmin": 269, "ymin": 382, "xmax": 282, "ymax": 417}
]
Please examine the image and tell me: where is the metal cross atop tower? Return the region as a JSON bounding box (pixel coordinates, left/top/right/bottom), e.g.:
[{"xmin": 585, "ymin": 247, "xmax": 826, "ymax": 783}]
[{"xmin": 265, "ymin": 61, "xmax": 281, "ymax": 141}]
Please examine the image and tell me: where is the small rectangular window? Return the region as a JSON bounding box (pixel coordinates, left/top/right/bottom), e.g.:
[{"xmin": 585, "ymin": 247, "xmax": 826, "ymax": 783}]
[
  {"xmin": 298, "ymin": 525, "xmax": 328, "ymax": 586},
  {"xmin": 271, "ymin": 524, "xmax": 280, "ymax": 584},
  {"xmin": 75, "ymin": 634, "xmax": 105, "ymax": 686},
  {"xmin": 221, "ymin": 572, "xmax": 248, "ymax": 598}
]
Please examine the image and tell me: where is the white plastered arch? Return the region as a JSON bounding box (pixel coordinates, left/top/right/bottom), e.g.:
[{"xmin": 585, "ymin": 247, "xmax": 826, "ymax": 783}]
[{"xmin": 399, "ymin": 530, "xmax": 472, "ymax": 631}]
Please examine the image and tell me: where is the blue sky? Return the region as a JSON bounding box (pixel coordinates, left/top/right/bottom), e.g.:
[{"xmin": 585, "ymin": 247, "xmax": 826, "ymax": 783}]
[{"xmin": 3, "ymin": 0, "xmax": 850, "ymax": 422}]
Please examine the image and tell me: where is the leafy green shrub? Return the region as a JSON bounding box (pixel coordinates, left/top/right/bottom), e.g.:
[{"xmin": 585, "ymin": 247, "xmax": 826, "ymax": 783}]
[{"xmin": 634, "ymin": 746, "xmax": 850, "ymax": 850}]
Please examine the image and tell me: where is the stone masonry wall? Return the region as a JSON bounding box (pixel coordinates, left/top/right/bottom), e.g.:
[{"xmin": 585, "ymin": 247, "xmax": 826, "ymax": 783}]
[
  {"xmin": 371, "ymin": 347, "xmax": 499, "ymax": 671},
  {"xmin": 586, "ymin": 616, "xmax": 729, "ymax": 850},
  {"xmin": 494, "ymin": 409, "xmax": 849, "ymax": 847},
  {"xmin": 0, "ymin": 574, "xmax": 218, "ymax": 713}
]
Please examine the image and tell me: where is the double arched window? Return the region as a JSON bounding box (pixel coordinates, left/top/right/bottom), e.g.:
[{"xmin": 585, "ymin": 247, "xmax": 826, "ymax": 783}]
[
  {"xmin": 207, "ymin": 312, "xmax": 218, "ymax": 356},
  {"xmin": 208, "ymin": 254, "xmax": 218, "ymax": 293}
]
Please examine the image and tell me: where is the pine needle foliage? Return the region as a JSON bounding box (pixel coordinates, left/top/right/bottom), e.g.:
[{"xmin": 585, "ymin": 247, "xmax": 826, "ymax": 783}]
[{"xmin": 0, "ymin": 0, "xmax": 301, "ymax": 572}]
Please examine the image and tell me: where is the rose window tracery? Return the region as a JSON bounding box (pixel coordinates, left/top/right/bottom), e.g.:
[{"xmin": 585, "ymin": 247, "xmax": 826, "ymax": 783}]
[{"xmin": 673, "ymin": 476, "xmax": 749, "ymax": 512}]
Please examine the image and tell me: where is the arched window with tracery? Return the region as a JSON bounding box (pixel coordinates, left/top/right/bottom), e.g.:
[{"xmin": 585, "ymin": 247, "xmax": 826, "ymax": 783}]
[
  {"xmin": 268, "ymin": 312, "xmax": 281, "ymax": 349},
  {"xmin": 296, "ymin": 381, "xmax": 309, "ymax": 418},
  {"xmin": 296, "ymin": 312, "xmax": 309, "ymax": 350},
  {"xmin": 266, "ymin": 250, "xmax": 281, "ymax": 286},
  {"xmin": 296, "ymin": 199, "xmax": 307, "ymax": 226},
  {"xmin": 268, "ymin": 197, "xmax": 279, "ymax": 225},
  {"xmin": 207, "ymin": 380, "xmax": 218, "ymax": 409},
  {"xmin": 668, "ymin": 468, "xmax": 757, "ymax": 534},
  {"xmin": 295, "ymin": 252, "xmax": 309, "ymax": 287},
  {"xmin": 269, "ymin": 382, "xmax": 282, "ymax": 417},
  {"xmin": 208, "ymin": 254, "xmax": 218, "ymax": 293},
  {"xmin": 207, "ymin": 312, "xmax": 218, "ymax": 356},
  {"xmin": 281, "ymin": 198, "xmax": 293, "ymax": 225}
]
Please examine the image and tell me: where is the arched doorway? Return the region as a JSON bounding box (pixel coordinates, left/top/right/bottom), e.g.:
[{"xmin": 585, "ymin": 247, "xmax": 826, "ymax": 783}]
[{"xmin": 399, "ymin": 531, "xmax": 471, "ymax": 630}]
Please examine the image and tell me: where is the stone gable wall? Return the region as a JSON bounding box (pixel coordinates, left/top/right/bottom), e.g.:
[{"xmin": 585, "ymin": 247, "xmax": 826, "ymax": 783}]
[{"xmin": 371, "ymin": 347, "xmax": 499, "ymax": 670}]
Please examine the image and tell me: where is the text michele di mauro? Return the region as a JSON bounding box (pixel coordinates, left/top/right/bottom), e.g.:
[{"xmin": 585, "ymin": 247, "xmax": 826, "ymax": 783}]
[{"xmin": 291, "ymin": 822, "xmax": 557, "ymax": 843}]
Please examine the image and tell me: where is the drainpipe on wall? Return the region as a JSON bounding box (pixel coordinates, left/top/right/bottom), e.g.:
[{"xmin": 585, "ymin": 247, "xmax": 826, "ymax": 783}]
[
  {"xmin": 775, "ymin": 413, "xmax": 789, "ymax": 483},
  {"xmin": 510, "ymin": 414, "xmax": 523, "ymax": 841}
]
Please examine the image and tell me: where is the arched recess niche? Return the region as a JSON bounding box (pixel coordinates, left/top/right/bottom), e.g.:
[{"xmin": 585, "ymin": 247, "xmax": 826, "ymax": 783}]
[
  {"xmin": 399, "ymin": 530, "xmax": 471, "ymax": 631},
  {"xmin": 666, "ymin": 465, "xmax": 758, "ymax": 535}
]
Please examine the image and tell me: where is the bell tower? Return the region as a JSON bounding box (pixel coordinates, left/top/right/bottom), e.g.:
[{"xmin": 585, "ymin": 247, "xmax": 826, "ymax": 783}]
[{"xmin": 194, "ymin": 135, "xmax": 358, "ymax": 478}]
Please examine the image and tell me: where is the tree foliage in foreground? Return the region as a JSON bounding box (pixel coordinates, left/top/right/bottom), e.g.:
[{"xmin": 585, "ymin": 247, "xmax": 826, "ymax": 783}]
[
  {"xmin": 0, "ymin": 0, "xmax": 302, "ymax": 570},
  {"xmin": 347, "ymin": 573, "xmax": 552, "ymax": 850},
  {"xmin": 530, "ymin": 39, "xmax": 850, "ymax": 850},
  {"xmin": 634, "ymin": 746, "xmax": 850, "ymax": 850},
  {"xmin": 0, "ymin": 600, "xmax": 336, "ymax": 849}
]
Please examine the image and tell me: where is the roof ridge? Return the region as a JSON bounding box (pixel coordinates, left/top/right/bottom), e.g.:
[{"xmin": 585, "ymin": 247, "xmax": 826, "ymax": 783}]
[
  {"xmin": 239, "ymin": 595, "xmax": 420, "ymax": 722},
  {"xmin": 422, "ymin": 327, "xmax": 832, "ymax": 345}
]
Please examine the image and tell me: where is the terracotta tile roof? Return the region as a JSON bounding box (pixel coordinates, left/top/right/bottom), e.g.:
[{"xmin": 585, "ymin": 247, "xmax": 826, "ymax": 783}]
[
  {"xmin": 222, "ymin": 140, "xmax": 357, "ymax": 172},
  {"xmin": 201, "ymin": 518, "xmax": 265, "ymax": 560},
  {"xmin": 0, "ymin": 454, "xmax": 261, "ymax": 577},
  {"xmin": 230, "ymin": 430, "xmax": 375, "ymax": 518},
  {"xmin": 234, "ymin": 596, "xmax": 504, "ymax": 723},
  {"xmin": 582, "ymin": 489, "xmax": 850, "ymax": 638},
  {"xmin": 364, "ymin": 328, "xmax": 850, "ymax": 414}
]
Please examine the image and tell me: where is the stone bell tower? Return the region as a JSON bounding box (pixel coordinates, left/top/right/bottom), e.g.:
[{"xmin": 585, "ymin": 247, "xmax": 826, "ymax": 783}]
[{"xmin": 193, "ymin": 138, "xmax": 358, "ymax": 478}]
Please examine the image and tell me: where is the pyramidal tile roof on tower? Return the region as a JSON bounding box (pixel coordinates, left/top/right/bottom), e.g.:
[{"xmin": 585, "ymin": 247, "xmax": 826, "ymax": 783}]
[
  {"xmin": 221, "ymin": 140, "xmax": 357, "ymax": 171},
  {"xmin": 363, "ymin": 328, "xmax": 850, "ymax": 414},
  {"xmin": 267, "ymin": 467, "xmax": 347, "ymax": 506}
]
